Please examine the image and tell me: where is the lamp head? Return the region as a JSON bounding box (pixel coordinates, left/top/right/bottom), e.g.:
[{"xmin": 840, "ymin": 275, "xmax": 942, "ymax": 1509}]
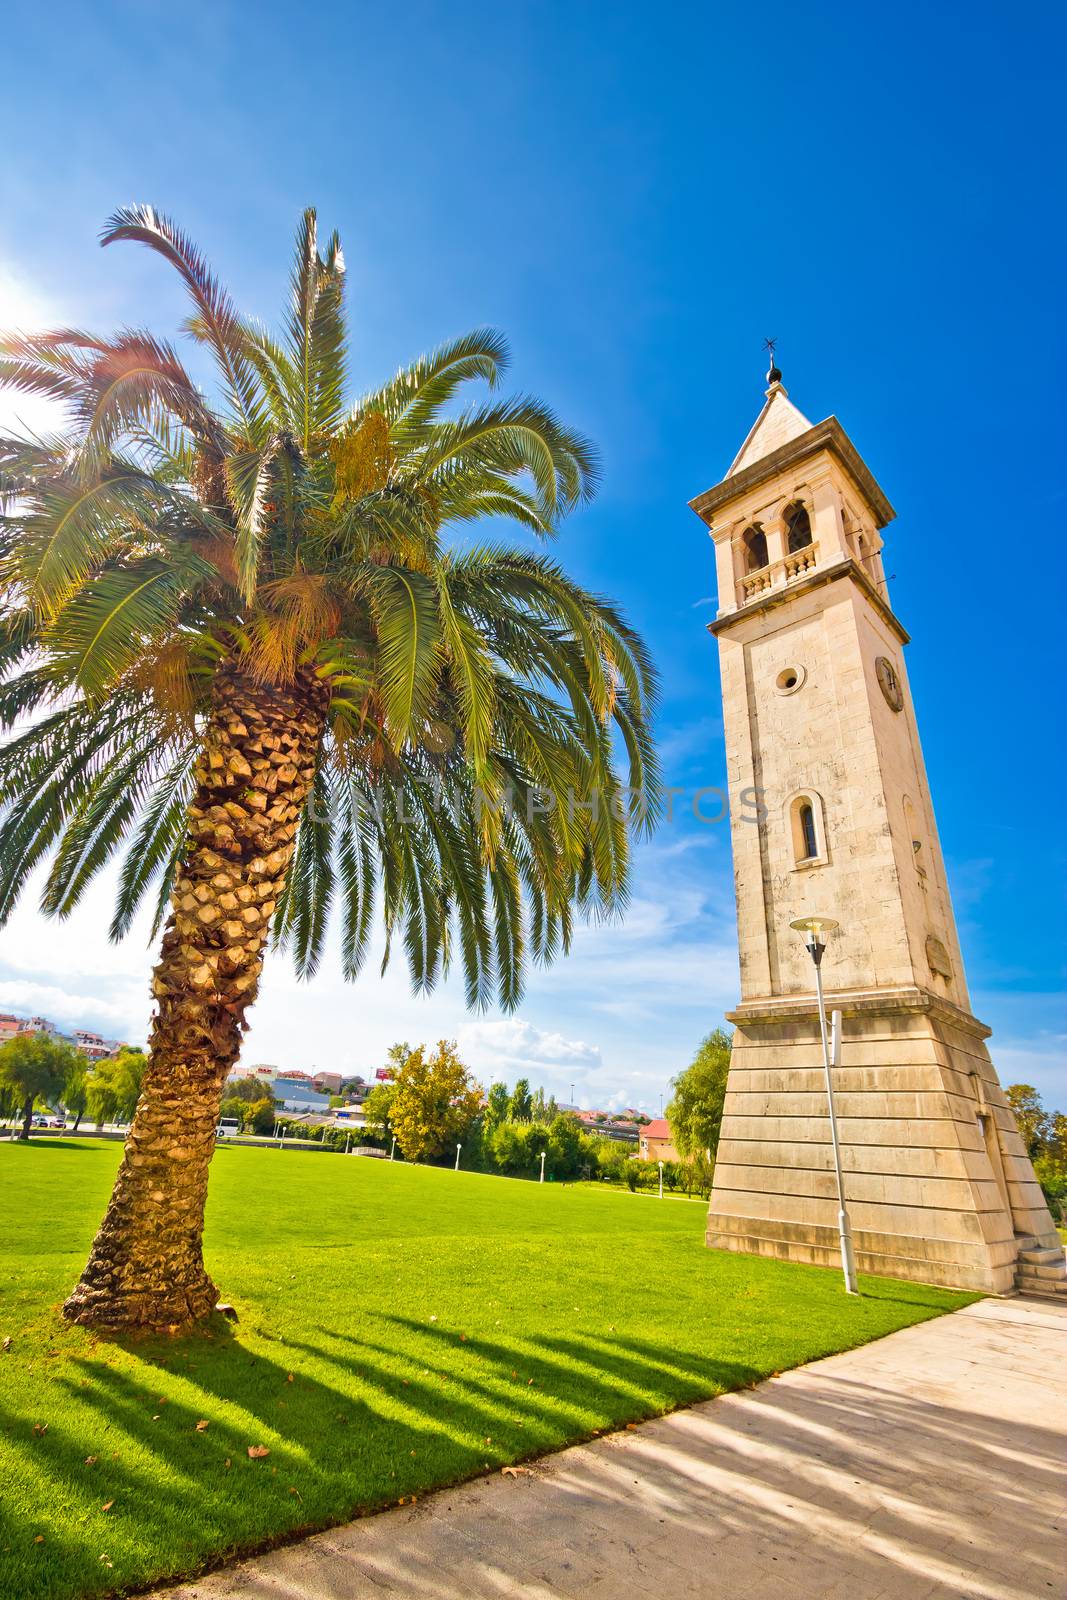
[{"xmin": 789, "ymin": 915, "xmax": 839, "ymax": 966}]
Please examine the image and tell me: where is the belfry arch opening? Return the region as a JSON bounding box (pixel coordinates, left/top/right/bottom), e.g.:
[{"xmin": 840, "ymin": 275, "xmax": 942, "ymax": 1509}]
[
  {"xmin": 742, "ymin": 525, "xmax": 768, "ymax": 572},
  {"xmin": 785, "ymin": 502, "xmax": 812, "ymax": 553}
]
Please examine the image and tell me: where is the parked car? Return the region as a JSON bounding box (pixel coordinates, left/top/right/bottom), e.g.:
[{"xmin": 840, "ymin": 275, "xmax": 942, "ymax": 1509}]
[
  {"xmin": 50, "ymin": 1116, "xmax": 66, "ymax": 1128},
  {"xmin": 31, "ymin": 1114, "xmax": 48, "ymax": 1127}
]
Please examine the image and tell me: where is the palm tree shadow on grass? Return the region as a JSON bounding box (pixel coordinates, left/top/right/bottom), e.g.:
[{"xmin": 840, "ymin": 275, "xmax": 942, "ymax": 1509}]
[{"xmin": 6, "ymin": 1306, "xmax": 1062, "ymax": 1600}]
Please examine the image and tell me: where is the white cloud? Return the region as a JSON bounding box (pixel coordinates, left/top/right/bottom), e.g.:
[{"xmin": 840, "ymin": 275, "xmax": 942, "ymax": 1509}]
[{"xmin": 456, "ymin": 1019, "xmax": 602, "ymax": 1093}]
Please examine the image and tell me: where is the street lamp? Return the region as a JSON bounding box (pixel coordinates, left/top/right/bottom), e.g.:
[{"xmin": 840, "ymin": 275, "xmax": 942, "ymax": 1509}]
[
  {"xmin": 789, "ymin": 916, "xmax": 858, "ymax": 1295},
  {"xmin": 539, "ymin": 1150, "xmax": 546, "ymax": 1183},
  {"xmin": 454, "ymin": 1142, "xmax": 462, "ymax": 1172},
  {"xmin": 658, "ymin": 1159, "xmax": 664, "ymax": 1198},
  {"xmin": 389, "ymin": 1135, "xmax": 396, "ymax": 1161}
]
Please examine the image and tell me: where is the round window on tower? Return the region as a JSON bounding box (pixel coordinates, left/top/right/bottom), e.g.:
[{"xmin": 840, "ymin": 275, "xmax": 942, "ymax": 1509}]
[
  {"xmin": 876, "ymin": 655, "xmax": 904, "ymax": 712},
  {"xmin": 775, "ymin": 664, "xmax": 806, "ymax": 695}
]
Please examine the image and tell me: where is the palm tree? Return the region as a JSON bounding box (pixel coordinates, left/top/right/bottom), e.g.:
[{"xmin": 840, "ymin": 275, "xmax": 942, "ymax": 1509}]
[{"xmin": 0, "ymin": 208, "xmax": 658, "ymax": 1331}]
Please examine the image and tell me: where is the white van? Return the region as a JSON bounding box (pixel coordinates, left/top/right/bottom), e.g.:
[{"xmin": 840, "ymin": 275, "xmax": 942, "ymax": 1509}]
[{"xmin": 216, "ymin": 1118, "xmax": 241, "ymax": 1139}]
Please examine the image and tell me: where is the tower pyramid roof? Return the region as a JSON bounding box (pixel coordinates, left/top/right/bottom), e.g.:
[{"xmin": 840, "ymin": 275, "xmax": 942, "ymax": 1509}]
[{"xmin": 726, "ymin": 382, "xmax": 813, "ymax": 477}]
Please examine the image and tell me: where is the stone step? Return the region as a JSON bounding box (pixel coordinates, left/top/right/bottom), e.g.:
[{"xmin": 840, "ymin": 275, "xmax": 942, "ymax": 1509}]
[
  {"xmin": 1018, "ymin": 1246, "xmax": 1066, "ymax": 1267},
  {"xmin": 1016, "ymin": 1278, "xmax": 1067, "ymax": 1298},
  {"xmin": 1016, "ymin": 1261, "xmax": 1067, "ymax": 1281}
]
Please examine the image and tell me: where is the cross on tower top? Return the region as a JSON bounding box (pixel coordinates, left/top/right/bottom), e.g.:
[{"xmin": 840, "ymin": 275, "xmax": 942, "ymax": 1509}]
[{"xmin": 763, "ymin": 336, "xmax": 782, "ymax": 387}]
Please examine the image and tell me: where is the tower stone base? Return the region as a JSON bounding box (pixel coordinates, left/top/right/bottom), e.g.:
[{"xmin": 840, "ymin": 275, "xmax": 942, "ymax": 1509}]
[{"xmin": 707, "ymin": 988, "xmax": 1065, "ymax": 1296}]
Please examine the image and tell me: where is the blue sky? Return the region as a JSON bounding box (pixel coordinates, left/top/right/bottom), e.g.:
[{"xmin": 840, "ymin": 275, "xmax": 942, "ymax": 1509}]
[{"xmin": 0, "ymin": 0, "xmax": 1063, "ymax": 1107}]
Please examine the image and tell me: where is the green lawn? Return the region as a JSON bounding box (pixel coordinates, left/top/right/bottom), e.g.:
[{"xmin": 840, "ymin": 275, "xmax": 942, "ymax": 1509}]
[{"xmin": 1, "ymin": 1138, "xmax": 977, "ymax": 1600}]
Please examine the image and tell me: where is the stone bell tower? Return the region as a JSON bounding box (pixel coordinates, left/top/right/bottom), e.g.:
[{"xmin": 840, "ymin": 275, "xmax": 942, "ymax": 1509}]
[{"xmin": 690, "ymin": 359, "xmax": 1065, "ymax": 1296}]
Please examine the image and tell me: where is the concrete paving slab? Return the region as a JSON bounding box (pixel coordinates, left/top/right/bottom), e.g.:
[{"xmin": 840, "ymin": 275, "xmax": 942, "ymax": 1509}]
[{"xmin": 153, "ymin": 1296, "xmax": 1067, "ymax": 1600}]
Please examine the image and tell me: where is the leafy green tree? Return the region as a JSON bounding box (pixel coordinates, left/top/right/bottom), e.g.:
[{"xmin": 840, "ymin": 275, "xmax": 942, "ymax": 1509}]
[
  {"xmin": 63, "ymin": 1054, "xmax": 90, "ymax": 1131},
  {"xmin": 666, "ymin": 1029, "xmax": 732, "ymax": 1162},
  {"xmin": 546, "ymin": 1112, "xmax": 582, "ymax": 1176},
  {"xmin": 222, "ymin": 1076, "xmax": 274, "ymax": 1104},
  {"xmin": 363, "ymin": 1081, "xmax": 397, "ymax": 1136},
  {"xmin": 1005, "ymin": 1084, "xmax": 1051, "ymax": 1161},
  {"xmin": 0, "ymin": 207, "xmax": 657, "ymax": 1331},
  {"xmin": 243, "ymin": 1097, "xmax": 276, "ymax": 1135},
  {"xmin": 389, "ymin": 1040, "xmax": 482, "ymax": 1163},
  {"xmin": 508, "ymin": 1079, "xmax": 533, "ymax": 1122},
  {"xmin": 85, "ymin": 1049, "xmax": 146, "ymax": 1127},
  {"xmin": 484, "ymin": 1081, "xmax": 510, "ymax": 1130},
  {"xmin": 0, "ymin": 1031, "xmax": 81, "ymax": 1139},
  {"xmin": 487, "ymin": 1119, "xmax": 542, "ymax": 1175},
  {"xmin": 529, "ymin": 1086, "xmax": 560, "ymax": 1125},
  {"xmin": 1007, "ymin": 1086, "xmax": 1067, "ymax": 1218}
]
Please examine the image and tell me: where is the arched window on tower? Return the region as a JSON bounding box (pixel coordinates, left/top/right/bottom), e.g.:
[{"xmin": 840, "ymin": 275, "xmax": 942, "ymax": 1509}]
[
  {"xmin": 799, "ymin": 802, "xmax": 818, "ymax": 859},
  {"xmin": 785, "ymin": 502, "xmax": 812, "ymax": 552},
  {"xmin": 787, "ymin": 791, "xmax": 827, "ymax": 867},
  {"xmin": 742, "ymin": 525, "xmax": 768, "ymax": 572}
]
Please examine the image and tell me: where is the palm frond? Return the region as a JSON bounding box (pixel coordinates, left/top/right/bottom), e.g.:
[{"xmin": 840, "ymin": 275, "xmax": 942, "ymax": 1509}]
[{"xmin": 102, "ymin": 205, "xmax": 263, "ymax": 434}]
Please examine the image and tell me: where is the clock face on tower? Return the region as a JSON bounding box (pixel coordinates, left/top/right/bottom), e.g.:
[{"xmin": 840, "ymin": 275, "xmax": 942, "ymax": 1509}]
[{"xmin": 876, "ymin": 655, "xmax": 904, "ymax": 712}]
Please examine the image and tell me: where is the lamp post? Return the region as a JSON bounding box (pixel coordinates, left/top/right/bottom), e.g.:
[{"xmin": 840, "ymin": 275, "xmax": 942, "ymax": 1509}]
[
  {"xmin": 789, "ymin": 916, "xmax": 858, "ymax": 1295},
  {"xmin": 389, "ymin": 1135, "xmax": 396, "ymax": 1161},
  {"xmin": 658, "ymin": 1159, "xmax": 664, "ymax": 1198},
  {"xmin": 454, "ymin": 1143, "xmax": 462, "ymax": 1172},
  {"xmin": 539, "ymin": 1150, "xmax": 546, "ymax": 1183}
]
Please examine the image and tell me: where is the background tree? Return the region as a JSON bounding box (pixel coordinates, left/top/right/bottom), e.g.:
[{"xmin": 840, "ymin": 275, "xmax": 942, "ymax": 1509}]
[
  {"xmin": 1006, "ymin": 1084, "xmax": 1066, "ymax": 1220},
  {"xmin": 666, "ymin": 1028, "xmax": 732, "ymax": 1163},
  {"xmin": 545, "ymin": 1111, "xmax": 581, "ymax": 1176},
  {"xmin": 530, "ymin": 1085, "xmax": 560, "ymax": 1125},
  {"xmin": 483, "ymin": 1081, "xmax": 510, "ymax": 1130},
  {"xmin": 0, "ymin": 1031, "xmax": 82, "ymax": 1139},
  {"xmin": 507, "ymin": 1079, "xmax": 533, "ymax": 1123},
  {"xmin": 389, "ymin": 1040, "xmax": 482, "ymax": 1163},
  {"xmin": 1005, "ymin": 1084, "xmax": 1050, "ymax": 1161},
  {"xmin": 85, "ymin": 1048, "xmax": 146, "ymax": 1128},
  {"xmin": 363, "ymin": 1063, "xmax": 399, "ymax": 1136},
  {"xmin": 0, "ymin": 207, "xmax": 657, "ymax": 1330},
  {"xmin": 63, "ymin": 1054, "xmax": 90, "ymax": 1131},
  {"xmin": 486, "ymin": 1118, "xmax": 542, "ymax": 1175},
  {"xmin": 219, "ymin": 1075, "xmax": 272, "ymax": 1104}
]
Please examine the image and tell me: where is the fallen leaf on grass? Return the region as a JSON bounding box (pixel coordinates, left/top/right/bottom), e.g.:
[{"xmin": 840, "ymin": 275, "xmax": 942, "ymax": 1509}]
[
  {"xmin": 2, "ymin": 1336, "xmax": 11, "ymax": 1352},
  {"xmin": 101, "ymin": 1501, "xmax": 114, "ymax": 1513},
  {"xmin": 223, "ymin": 1459, "xmax": 232, "ymax": 1470},
  {"xmin": 32, "ymin": 1423, "xmax": 48, "ymax": 1435},
  {"xmin": 501, "ymin": 1466, "xmax": 533, "ymax": 1478},
  {"xmin": 288, "ymin": 1487, "xmax": 302, "ymax": 1501},
  {"xmin": 195, "ymin": 1420, "xmax": 210, "ymax": 1433},
  {"xmin": 84, "ymin": 1455, "xmax": 98, "ymax": 1466},
  {"xmin": 247, "ymin": 1445, "xmax": 271, "ymax": 1459},
  {"xmin": 34, "ymin": 1535, "xmax": 44, "ymax": 1544},
  {"xmin": 286, "ymin": 1373, "xmax": 294, "ymax": 1383},
  {"xmin": 99, "ymin": 1556, "xmax": 113, "ymax": 1568}
]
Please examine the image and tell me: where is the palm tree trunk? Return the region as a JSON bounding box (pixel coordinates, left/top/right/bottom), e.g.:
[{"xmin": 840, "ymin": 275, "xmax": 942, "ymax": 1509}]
[{"xmin": 63, "ymin": 665, "xmax": 330, "ymax": 1331}]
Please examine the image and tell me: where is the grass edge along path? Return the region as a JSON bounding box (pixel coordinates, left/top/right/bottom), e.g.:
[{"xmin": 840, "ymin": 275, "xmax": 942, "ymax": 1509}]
[{"xmin": 0, "ymin": 1138, "xmax": 979, "ymax": 1600}]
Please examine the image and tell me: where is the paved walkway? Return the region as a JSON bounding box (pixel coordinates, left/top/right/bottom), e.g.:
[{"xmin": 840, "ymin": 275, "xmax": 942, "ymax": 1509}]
[{"xmin": 161, "ymin": 1297, "xmax": 1066, "ymax": 1600}]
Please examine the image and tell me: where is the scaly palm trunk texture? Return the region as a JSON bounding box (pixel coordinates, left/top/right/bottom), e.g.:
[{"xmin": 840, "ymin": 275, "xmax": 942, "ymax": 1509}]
[{"xmin": 63, "ymin": 666, "xmax": 330, "ymax": 1330}]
